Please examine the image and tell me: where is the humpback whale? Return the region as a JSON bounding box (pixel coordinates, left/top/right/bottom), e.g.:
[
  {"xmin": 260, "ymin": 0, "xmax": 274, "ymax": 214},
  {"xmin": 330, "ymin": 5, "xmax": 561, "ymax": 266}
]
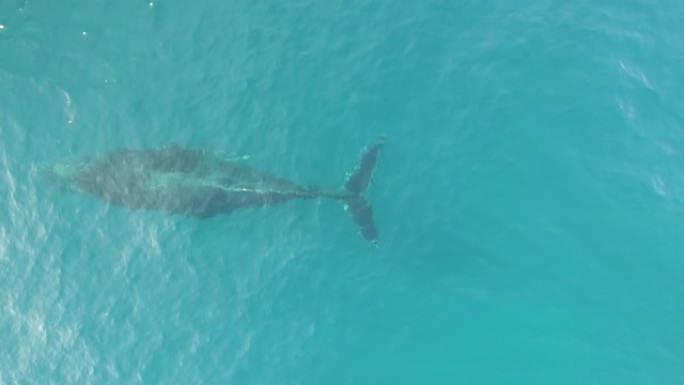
[{"xmin": 43, "ymin": 136, "xmax": 387, "ymax": 244}]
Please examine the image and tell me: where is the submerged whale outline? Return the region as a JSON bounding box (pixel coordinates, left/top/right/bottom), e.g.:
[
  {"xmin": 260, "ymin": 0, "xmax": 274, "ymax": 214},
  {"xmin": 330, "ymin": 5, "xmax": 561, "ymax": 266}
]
[{"xmin": 44, "ymin": 136, "xmax": 387, "ymax": 245}]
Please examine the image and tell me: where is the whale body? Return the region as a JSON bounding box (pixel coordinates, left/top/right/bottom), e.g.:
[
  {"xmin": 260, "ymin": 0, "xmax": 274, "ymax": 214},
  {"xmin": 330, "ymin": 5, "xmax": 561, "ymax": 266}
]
[{"xmin": 44, "ymin": 137, "xmax": 387, "ymax": 244}]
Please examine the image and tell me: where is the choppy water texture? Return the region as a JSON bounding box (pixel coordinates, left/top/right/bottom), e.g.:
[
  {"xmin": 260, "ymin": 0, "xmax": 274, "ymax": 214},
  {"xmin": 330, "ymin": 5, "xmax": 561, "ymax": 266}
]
[{"xmin": 1, "ymin": 0, "xmax": 684, "ymax": 384}]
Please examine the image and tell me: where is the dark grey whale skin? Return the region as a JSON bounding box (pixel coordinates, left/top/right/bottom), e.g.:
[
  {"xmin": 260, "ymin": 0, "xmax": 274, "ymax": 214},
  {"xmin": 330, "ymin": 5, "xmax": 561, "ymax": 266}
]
[{"xmin": 45, "ymin": 137, "xmax": 387, "ymax": 244}]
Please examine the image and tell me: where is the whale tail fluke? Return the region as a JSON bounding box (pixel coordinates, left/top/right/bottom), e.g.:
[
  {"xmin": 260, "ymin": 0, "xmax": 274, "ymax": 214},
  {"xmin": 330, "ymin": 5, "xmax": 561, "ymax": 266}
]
[{"xmin": 342, "ymin": 136, "xmax": 386, "ymax": 246}]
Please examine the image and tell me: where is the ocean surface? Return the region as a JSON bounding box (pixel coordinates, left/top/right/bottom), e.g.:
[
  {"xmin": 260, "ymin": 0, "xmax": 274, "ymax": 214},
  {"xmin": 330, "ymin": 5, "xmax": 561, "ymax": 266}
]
[{"xmin": 1, "ymin": 0, "xmax": 683, "ymax": 384}]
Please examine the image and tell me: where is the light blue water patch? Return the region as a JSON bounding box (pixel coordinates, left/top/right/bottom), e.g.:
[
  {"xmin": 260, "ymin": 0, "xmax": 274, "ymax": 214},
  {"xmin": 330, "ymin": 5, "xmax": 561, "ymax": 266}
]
[{"xmin": 1, "ymin": 0, "xmax": 684, "ymax": 384}]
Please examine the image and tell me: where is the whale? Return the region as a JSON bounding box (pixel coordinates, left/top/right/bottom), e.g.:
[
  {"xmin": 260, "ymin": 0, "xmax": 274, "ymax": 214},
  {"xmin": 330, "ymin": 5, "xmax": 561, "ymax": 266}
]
[{"xmin": 42, "ymin": 136, "xmax": 387, "ymax": 244}]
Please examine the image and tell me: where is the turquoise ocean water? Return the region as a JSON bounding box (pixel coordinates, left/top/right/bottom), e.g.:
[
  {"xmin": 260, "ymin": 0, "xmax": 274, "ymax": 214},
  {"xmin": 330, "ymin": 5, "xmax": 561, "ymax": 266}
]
[{"xmin": 1, "ymin": 0, "xmax": 684, "ymax": 383}]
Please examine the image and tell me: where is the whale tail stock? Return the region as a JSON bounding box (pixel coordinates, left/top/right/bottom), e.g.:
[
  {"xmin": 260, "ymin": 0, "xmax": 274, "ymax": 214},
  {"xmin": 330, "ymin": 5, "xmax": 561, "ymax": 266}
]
[{"xmin": 341, "ymin": 136, "xmax": 387, "ymax": 246}]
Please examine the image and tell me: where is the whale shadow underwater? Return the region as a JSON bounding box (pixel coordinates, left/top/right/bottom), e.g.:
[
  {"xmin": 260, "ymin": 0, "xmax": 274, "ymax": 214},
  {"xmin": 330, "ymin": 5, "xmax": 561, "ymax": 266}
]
[{"xmin": 43, "ymin": 136, "xmax": 387, "ymax": 245}]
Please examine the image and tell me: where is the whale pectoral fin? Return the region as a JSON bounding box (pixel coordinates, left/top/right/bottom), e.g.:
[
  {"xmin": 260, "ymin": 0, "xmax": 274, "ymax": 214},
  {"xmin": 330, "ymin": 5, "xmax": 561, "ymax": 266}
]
[
  {"xmin": 184, "ymin": 211, "xmax": 217, "ymax": 220},
  {"xmin": 163, "ymin": 143, "xmax": 182, "ymax": 151},
  {"xmin": 218, "ymin": 153, "xmax": 250, "ymax": 162}
]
